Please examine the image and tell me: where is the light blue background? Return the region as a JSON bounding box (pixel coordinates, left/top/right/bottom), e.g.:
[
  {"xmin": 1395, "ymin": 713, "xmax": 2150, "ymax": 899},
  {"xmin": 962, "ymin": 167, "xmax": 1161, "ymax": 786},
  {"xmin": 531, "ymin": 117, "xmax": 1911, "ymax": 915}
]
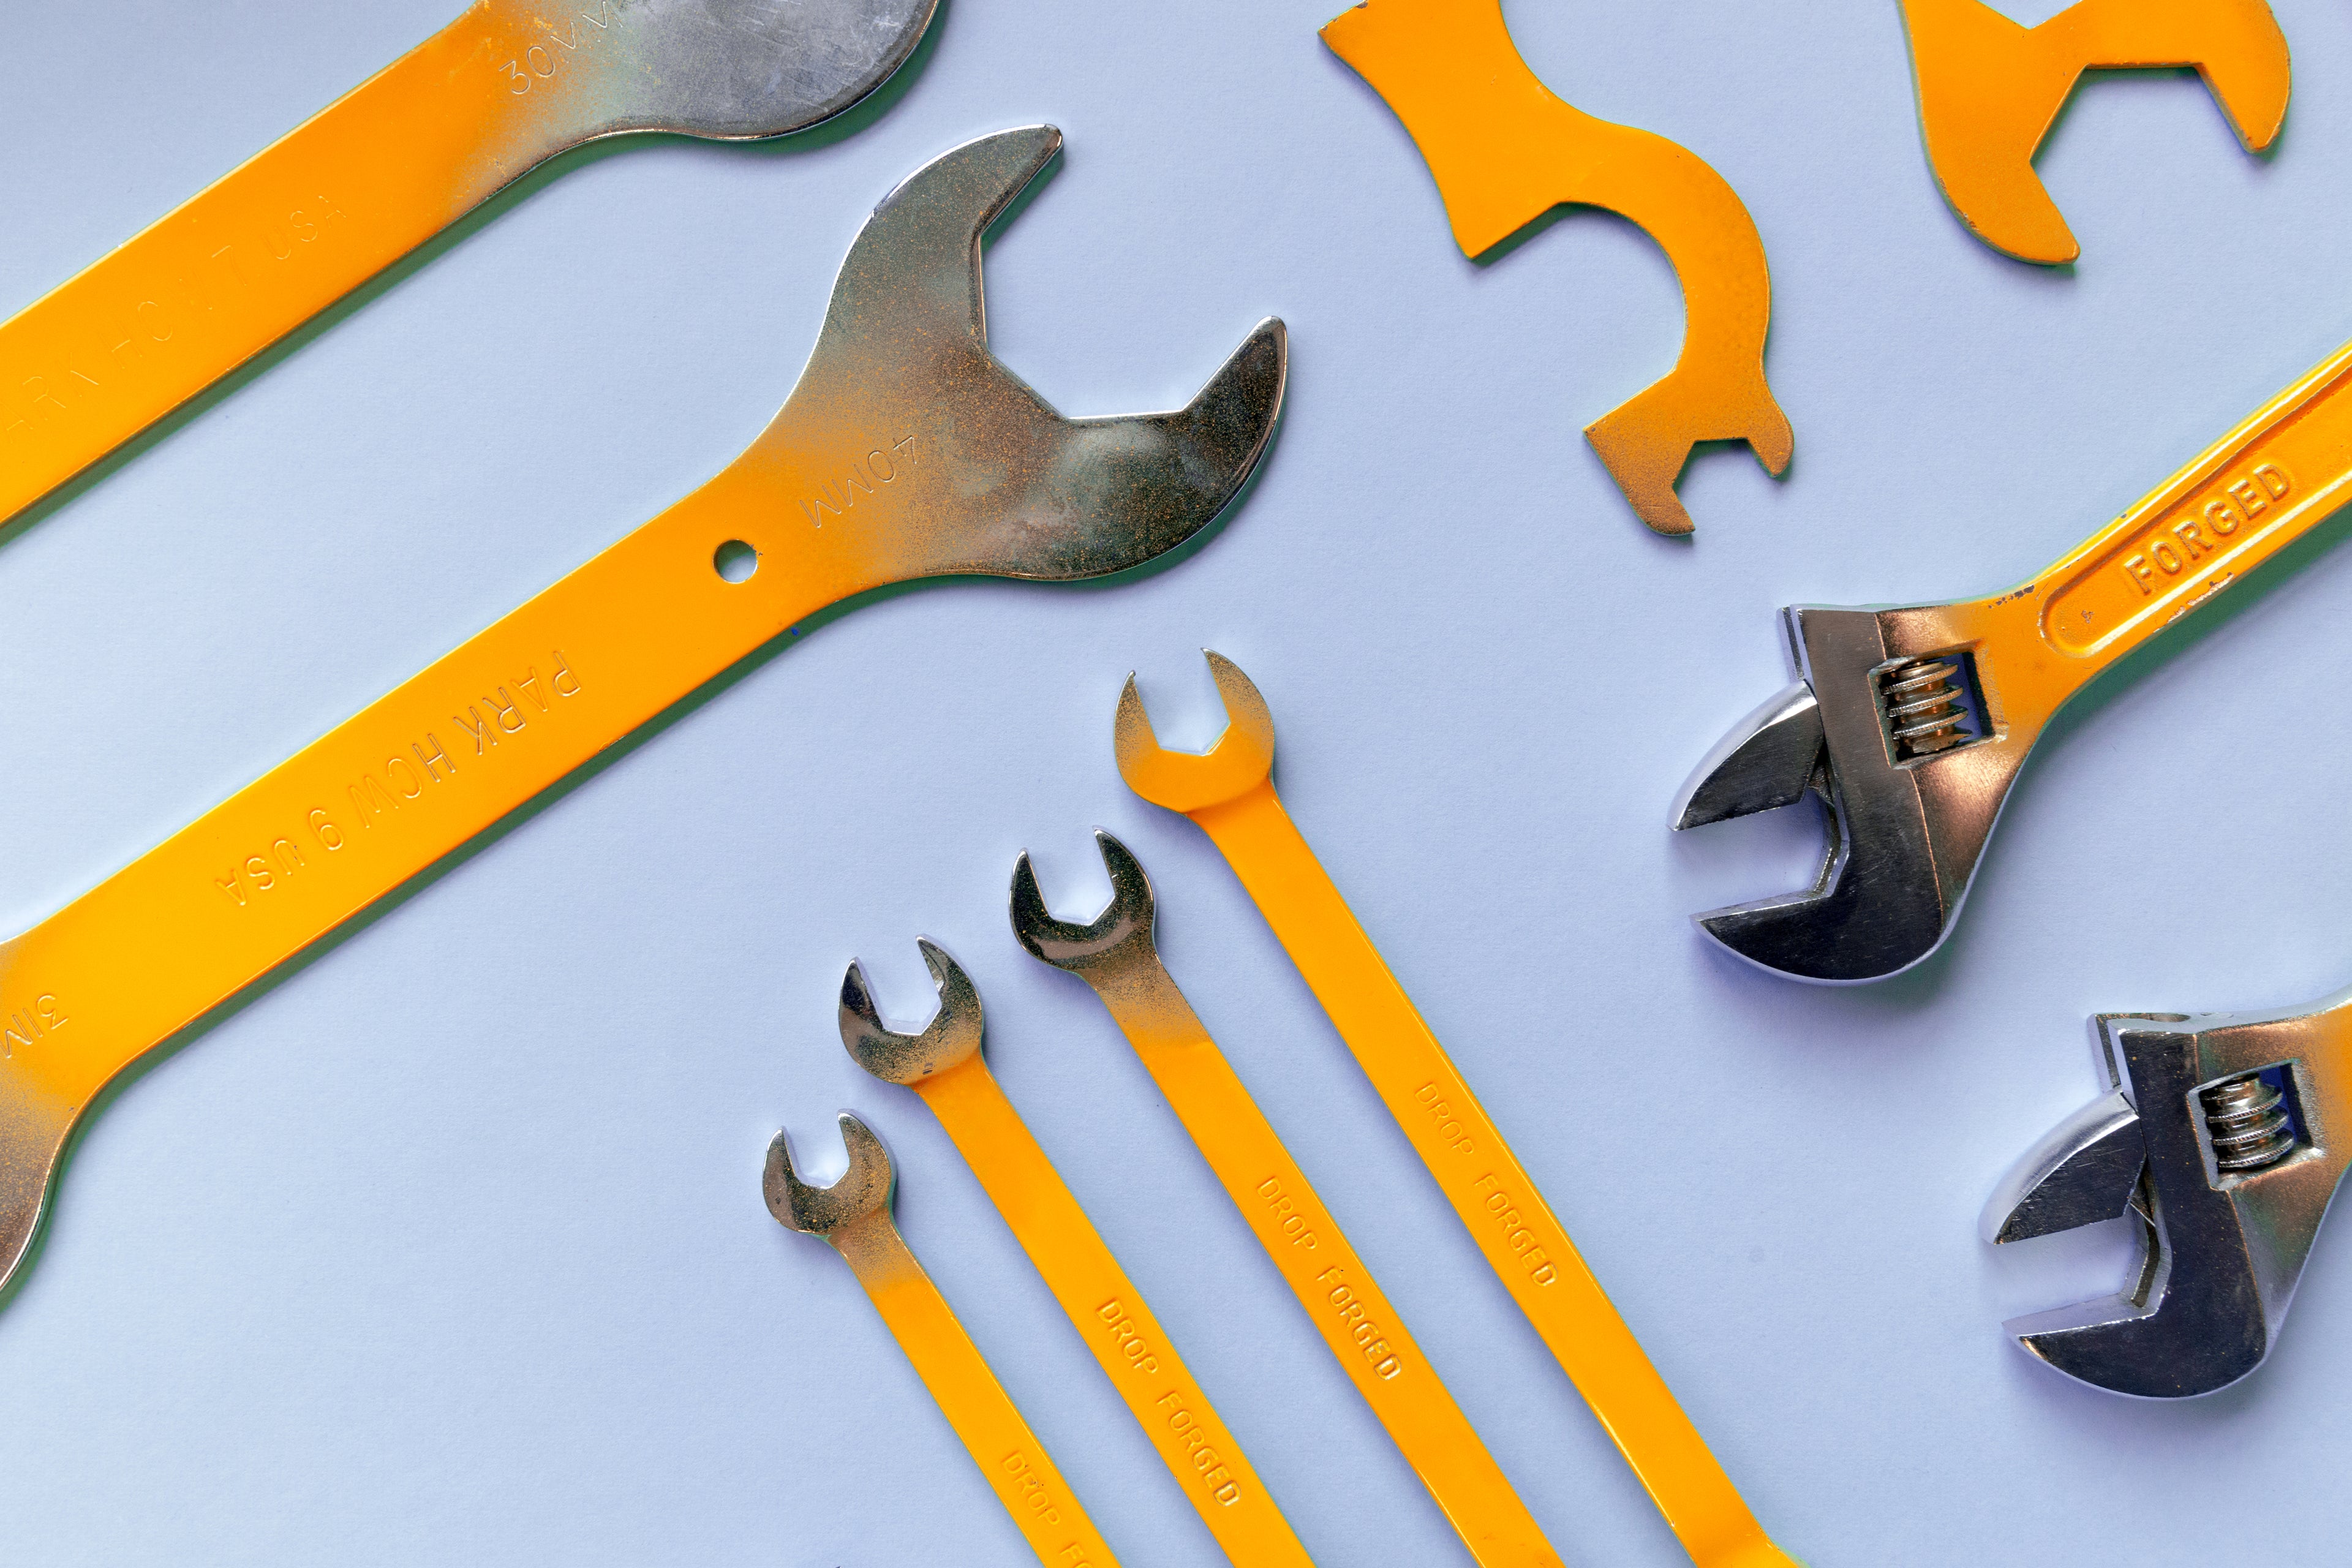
[{"xmin": 6, "ymin": 1, "xmax": 2351, "ymax": 1562}]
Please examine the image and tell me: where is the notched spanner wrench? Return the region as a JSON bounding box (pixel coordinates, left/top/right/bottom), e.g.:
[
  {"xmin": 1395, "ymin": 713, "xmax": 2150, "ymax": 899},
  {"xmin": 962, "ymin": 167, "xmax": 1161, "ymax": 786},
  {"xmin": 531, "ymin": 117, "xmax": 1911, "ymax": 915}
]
[
  {"xmin": 0, "ymin": 126, "xmax": 1285, "ymax": 1303},
  {"xmin": 1985, "ymin": 991, "xmax": 2352, "ymax": 1398},
  {"xmin": 1675, "ymin": 337, "xmax": 2352, "ymax": 982}
]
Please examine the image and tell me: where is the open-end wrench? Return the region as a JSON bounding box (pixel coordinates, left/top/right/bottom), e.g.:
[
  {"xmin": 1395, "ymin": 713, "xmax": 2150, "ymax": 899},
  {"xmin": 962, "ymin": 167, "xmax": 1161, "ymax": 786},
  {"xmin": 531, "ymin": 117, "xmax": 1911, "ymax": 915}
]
[
  {"xmin": 0, "ymin": 0, "xmax": 938, "ymax": 529},
  {"xmin": 1011, "ymin": 829, "xmax": 1564, "ymax": 1568},
  {"xmin": 766, "ymin": 1111, "xmax": 1124, "ymax": 1566},
  {"xmin": 840, "ymin": 940, "xmax": 1317, "ymax": 1568},
  {"xmin": 1983, "ymin": 988, "xmax": 2352, "ymax": 1397},
  {"xmin": 1674, "ymin": 333, "xmax": 2352, "ymax": 982},
  {"xmin": 1116, "ymin": 654, "xmax": 1799, "ymax": 1568},
  {"xmin": 0, "ymin": 127, "xmax": 1286, "ymax": 1303}
]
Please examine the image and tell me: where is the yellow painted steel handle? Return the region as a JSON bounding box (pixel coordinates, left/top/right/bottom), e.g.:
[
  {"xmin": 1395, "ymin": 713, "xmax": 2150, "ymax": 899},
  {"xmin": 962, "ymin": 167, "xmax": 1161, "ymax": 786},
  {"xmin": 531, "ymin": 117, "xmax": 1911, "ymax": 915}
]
[
  {"xmin": 913, "ymin": 1055, "xmax": 1319, "ymax": 1568},
  {"xmin": 1183, "ymin": 782, "xmax": 1798, "ymax": 1568},
  {"xmin": 831, "ymin": 1212, "xmax": 1124, "ymax": 1568},
  {"xmin": 1097, "ymin": 969, "xmax": 1561, "ymax": 1568},
  {"xmin": 1929, "ymin": 334, "xmax": 2352, "ymax": 739},
  {"xmin": 0, "ymin": 6, "xmax": 566, "ymax": 524}
]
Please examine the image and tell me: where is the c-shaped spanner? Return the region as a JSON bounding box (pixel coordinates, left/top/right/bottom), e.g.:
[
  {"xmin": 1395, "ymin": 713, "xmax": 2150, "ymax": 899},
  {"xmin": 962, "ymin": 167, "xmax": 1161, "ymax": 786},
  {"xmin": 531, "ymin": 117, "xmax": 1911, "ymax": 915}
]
[
  {"xmin": 1983, "ymin": 989, "xmax": 2352, "ymax": 1398},
  {"xmin": 0, "ymin": 0, "xmax": 939, "ymax": 530},
  {"xmin": 0, "ymin": 127, "xmax": 1285, "ymax": 1304},
  {"xmin": 1115, "ymin": 654, "xmax": 1801, "ymax": 1568},
  {"xmin": 1675, "ymin": 333, "xmax": 2352, "ymax": 982},
  {"xmin": 1011, "ymin": 829, "xmax": 1564, "ymax": 1568},
  {"xmin": 839, "ymin": 940, "xmax": 1318, "ymax": 1568},
  {"xmin": 766, "ymin": 1112, "xmax": 1124, "ymax": 1566}
]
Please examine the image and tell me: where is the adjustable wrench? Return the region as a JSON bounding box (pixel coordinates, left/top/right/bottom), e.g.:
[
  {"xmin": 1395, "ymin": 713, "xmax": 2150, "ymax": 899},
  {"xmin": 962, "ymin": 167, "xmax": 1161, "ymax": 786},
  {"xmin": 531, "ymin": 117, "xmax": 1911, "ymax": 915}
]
[
  {"xmin": 0, "ymin": 127, "xmax": 1286, "ymax": 1303},
  {"xmin": 840, "ymin": 940, "xmax": 1317, "ymax": 1568},
  {"xmin": 766, "ymin": 1111, "xmax": 1124, "ymax": 1567},
  {"xmin": 1012, "ymin": 829, "xmax": 1563, "ymax": 1568},
  {"xmin": 1117, "ymin": 654, "xmax": 1800, "ymax": 1568},
  {"xmin": 1675, "ymin": 334, "xmax": 2352, "ymax": 982},
  {"xmin": 1984, "ymin": 989, "xmax": 2352, "ymax": 1398},
  {"xmin": 0, "ymin": 0, "xmax": 938, "ymax": 528}
]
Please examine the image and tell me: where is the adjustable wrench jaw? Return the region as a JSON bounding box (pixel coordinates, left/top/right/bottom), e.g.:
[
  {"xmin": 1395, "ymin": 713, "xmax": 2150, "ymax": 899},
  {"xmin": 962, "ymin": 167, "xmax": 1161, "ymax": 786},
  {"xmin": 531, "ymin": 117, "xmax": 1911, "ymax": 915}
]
[
  {"xmin": 1987, "ymin": 1000, "xmax": 2352, "ymax": 1398},
  {"xmin": 766, "ymin": 1112, "xmax": 897, "ymax": 1238},
  {"xmin": 839, "ymin": 940, "xmax": 987, "ymax": 1087},
  {"xmin": 765, "ymin": 129, "xmax": 1289, "ymax": 594},
  {"xmin": 1672, "ymin": 604, "xmax": 2036, "ymax": 983},
  {"xmin": 1009, "ymin": 831, "xmax": 1161, "ymax": 978}
]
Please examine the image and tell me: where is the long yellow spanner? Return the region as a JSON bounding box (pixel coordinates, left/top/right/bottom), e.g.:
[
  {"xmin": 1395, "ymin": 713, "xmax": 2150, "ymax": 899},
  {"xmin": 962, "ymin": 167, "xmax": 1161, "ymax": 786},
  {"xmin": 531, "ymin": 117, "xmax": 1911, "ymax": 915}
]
[{"xmin": 0, "ymin": 128, "xmax": 1286, "ymax": 1302}]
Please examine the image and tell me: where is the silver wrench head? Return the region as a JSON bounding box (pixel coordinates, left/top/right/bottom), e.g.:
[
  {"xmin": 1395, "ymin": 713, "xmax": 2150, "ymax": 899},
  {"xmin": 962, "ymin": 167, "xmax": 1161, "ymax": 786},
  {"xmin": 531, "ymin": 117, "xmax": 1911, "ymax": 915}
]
[
  {"xmin": 1114, "ymin": 650, "xmax": 1278, "ymax": 813},
  {"xmin": 1669, "ymin": 605, "xmax": 2035, "ymax": 982},
  {"xmin": 765, "ymin": 1111, "xmax": 896, "ymax": 1237},
  {"xmin": 840, "ymin": 938, "xmax": 986, "ymax": 1085},
  {"xmin": 765, "ymin": 127, "xmax": 1289, "ymax": 590},
  {"xmin": 1009, "ymin": 830, "xmax": 1159, "ymax": 974},
  {"xmin": 1985, "ymin": 1000, "xmax": 2352, "ymax": 1397}
]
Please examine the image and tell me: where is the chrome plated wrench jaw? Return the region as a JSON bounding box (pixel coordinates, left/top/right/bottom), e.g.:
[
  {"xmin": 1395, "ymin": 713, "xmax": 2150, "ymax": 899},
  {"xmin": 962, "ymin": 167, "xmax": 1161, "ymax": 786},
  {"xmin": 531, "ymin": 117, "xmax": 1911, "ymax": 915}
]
[
  {"xmin": 1986, "ymin": 999, "xmax": 2352, "ymax": 1398},
  {"xmin": 1008, "ymin": 831, "xmax": 1160, "ymax": 981},
  {"xmin": 766, "ymin": 1111, "xmax": 897, "ymax": 1241},
  {"xmin": 839, "ymin": 940, "xmax": 986, "ymax": 1087},
  {"xmin": 1672, "ymin": 603, "xmax": 2039, "ymax": 983}
]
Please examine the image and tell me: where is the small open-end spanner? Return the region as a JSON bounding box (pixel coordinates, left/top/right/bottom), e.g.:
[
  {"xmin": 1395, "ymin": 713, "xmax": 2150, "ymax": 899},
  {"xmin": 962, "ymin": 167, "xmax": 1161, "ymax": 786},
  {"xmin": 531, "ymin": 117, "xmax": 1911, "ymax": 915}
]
[
  {"xmin": 0, "ymin": 0, "xmax": 939, "ymax": 529},
  {"xmin": 839, "ymin": 940, "xmax": 1317, "ymax": 1568},
  {"xmin": 766, "ymin": 1111, "xmax": 1125, "ymax": 1566},
  {"xmin": 1675, "ymin": 333, "xmax": 2352, "ymax": 982},
  {"xmin": 1117, "ymin": 654, "xmax": 1801, "ymax": 1568},
  {"xmin": 1983, "ymin": 989, "xmax": 2352, "ymax": 1398},
  {"xmin": 0, "ymin": 127, "xmax": 1285, "ymax": 1303},
  {"xmin": 1011, "ymin": 829, "xmax": 1564, "ymax": 1568}
]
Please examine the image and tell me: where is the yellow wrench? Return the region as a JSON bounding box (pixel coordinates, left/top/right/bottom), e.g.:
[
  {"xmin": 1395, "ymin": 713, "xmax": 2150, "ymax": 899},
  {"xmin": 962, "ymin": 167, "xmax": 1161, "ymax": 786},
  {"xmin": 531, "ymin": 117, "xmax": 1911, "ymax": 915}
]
[
  {"xmin": 839, "ymin": 940, "xmax": 1317, "ymax": 1568},
  {"xmin": 766, "ymin": 1111, "xmax": 1123, "ymax": 1568},
  {"xmin": 1116, "ymin": 654, "xmax": 1801, "ymax": 1568},
  {"xmin": 0, "ymin": 129, "xmax": 1286, "ymax": 1303},
  {"xmin": 1011, "ymin": 829, "xmax": 1563, "ymax": 1568},
  {"xmin": 0, "ymin": 0, "xmax": 938, "ymax": 527}
]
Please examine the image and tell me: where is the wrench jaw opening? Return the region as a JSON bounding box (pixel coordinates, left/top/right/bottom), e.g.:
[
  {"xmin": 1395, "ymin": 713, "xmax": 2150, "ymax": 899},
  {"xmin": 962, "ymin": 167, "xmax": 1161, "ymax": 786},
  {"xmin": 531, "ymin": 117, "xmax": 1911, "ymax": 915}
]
[
  {"xmin": 1989, "ymin": 1006, "xmax": 2352, "ymax": 1398},
  {"xmin": 774, "ymin": 128, "xmax": 1290, "ymax": 594},
  {"xmin": 1009, "ymin": 831, "xmax": 1159, "ymax": 977},
  {"xmin": 839, "ymin": 940, "xmax": 987, "ymax": 1087},
  {"xmin": 1675, "ymin": 605, "xmax": 2034, "ymax": 984},
  {"xmin": 1114, "ymin": 651, "xmax": 1278, "ymax": 813},
  {"xmin": 765, "ymin": 1112, "xmax": 897, "ymax": 1239}
]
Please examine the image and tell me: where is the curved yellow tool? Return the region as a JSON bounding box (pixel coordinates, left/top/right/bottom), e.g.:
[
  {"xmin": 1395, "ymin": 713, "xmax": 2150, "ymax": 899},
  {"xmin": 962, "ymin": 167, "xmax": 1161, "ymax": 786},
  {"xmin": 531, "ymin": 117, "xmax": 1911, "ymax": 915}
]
[
  {"xmin": 1116, "ymin": 654, "xmax": 1801, "ymax": 1568},
  {"xmin": 1897, "ymin": 0, "xmax": 2291, "ymax": 265},
  {"xmin": 0, "ymin": 129, "xmax": 1286, "ymax": 1303},
  {"xmin": 839, "ymin": 942, "xmax": 1319, "ymax": 1568},
  {"xmin": 0, "ymin": 0, "xmax": 939, "ymax": 530},
  {"xmin": 1321, "ymin": 0, "xmax": 1790, "ymax": 538},
  {"xmin": 766, "ymin": 1112, "xmax": 1125, "ymax": 1568},
  {"xmin": 1012, "ymin": 832, "xmax": 1563, "ymax": 1568}
]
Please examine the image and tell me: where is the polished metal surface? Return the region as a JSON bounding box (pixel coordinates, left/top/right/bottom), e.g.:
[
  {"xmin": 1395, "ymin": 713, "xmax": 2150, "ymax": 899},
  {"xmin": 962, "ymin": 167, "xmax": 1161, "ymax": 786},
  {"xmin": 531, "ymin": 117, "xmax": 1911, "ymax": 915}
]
[
  {"xmin": 839, "ymin": 940, "xmax": 986, "ymax": 1087},
  {"xmin": 766, "ymin": 1111, "xmax": 897, "ymax": 1239},
  {"xmin": 1985, "ymin": 993, "xmax": 2352, "ymax": 1397},
  {"xmin": 1009, "ymin": 831, "xmax": 1159, "ymax": 980}
]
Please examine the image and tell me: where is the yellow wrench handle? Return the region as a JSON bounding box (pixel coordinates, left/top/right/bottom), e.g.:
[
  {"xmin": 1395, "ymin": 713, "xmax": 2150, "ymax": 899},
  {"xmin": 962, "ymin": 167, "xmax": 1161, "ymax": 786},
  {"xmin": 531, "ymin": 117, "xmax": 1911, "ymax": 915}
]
[
  {"xmin": 1942, "ymin": 334, "xmax": 2352, "ymax": 732},
  {"xmin": 830, "ymin": 1213, "xmax": 1124, "ymax": 1568},
  {"xmin": 1097, "ymin": 974, "xmax": 1561, "ymax": 1567},
  {"xmin": 1186, "ymin": 782, "xmax": 1798, "ymax": 1568},
  {"xmin": 913, "ymin": 1056, "xmax": 1317, "ymax": 1568},
  {"xmin": 0, "ymin": 5, "xmax": 555, "ymax": 525}
]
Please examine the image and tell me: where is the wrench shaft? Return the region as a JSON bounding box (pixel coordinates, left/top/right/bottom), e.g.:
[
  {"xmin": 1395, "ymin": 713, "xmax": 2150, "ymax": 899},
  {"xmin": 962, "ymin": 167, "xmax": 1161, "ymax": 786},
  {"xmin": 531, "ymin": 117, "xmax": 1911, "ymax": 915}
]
[{"xmin": 913, "ymin": 1056, "xmax": 1317, "ymax": 1568}]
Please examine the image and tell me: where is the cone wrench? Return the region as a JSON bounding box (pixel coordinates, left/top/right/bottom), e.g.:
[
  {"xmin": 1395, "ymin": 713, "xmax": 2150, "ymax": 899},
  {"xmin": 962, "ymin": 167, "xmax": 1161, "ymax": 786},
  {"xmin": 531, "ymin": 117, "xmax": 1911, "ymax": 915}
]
[
  {"xmin": 0, "ymin": 0, "xmax": 938, "ymax": 529},
  {"xmin": 1116, "ymin": 654, "xmax": 1800, "ymax": 1568},
  {"xmin": 0, "ymin": 127, "xmax": 1286, "ymax": 1304},
  {"xmin": 840, "ymin": 940, "xmax": 1317, "ymax": 1568},
  {"xmin": 1012, "ymin": 829, "xmax": 1564, "ymax": 1568},
  {"xmin": 1675, "ymin": 333, "xmax": 2352, "ymax": 982},
  {"xmin": 766, "ymin": 1111, "xmax": 1124, "ymax": 1566},
  {"xmin": 1983, "ymin": 987, "xmax": 2352, "ymax": 1397}
]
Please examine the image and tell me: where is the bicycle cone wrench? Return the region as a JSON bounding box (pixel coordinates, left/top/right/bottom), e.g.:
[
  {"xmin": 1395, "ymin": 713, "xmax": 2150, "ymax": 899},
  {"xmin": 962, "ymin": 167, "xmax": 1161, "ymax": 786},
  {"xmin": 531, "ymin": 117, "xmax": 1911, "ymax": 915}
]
[
  {"xmin": 766, "ymin": 1112, "xmax": 1125, "ymax": 1566},
  {"xmin": 0, "ymin": 127, "xmax": 1285, "ymax": 1303},
  {"xmin": 0, "ymin": 0, "xmax": 939, "ymax": 527},
  {"xmin": 1984, "ymin": 989, "xmax": 2352, "ymax": 1397},
  {"xmin": 1675, "ymin": 336, "xmax": 2352, "ymax": 982}
]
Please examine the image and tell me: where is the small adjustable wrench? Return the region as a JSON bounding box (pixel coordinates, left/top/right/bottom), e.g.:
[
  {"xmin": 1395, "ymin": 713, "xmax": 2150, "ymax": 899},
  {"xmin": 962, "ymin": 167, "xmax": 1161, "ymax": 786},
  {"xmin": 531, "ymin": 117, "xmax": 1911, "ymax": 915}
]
[
  {"xmin": 0, "ymin": 0, "xmax": 939, "ymax": 527},
  {"xmin": 1012, "ymin": 829, "xmax": 1563, "ymax": 1568},
  {"xmin": 1675, "ymin": 334, "xmax": 2352, "ymax": 982},
  {"xmin": 840, "ymin": 940, "xmax": 1319, "ymax": 1568},
  {"xmin": 1985, "ymin": 990, "xmax": 2352, "ymax": 1398},
  {"xmin": 766, "ymin": 1112, "xmax": 1124, "ymax": 1567}
]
